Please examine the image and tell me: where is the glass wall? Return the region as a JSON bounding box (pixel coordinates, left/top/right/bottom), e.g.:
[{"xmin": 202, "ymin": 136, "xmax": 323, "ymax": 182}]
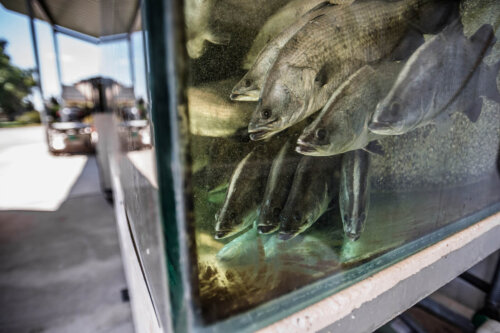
[{"xmin": 150, "ymin": 0, "xmax": 500, "ymax": 330}]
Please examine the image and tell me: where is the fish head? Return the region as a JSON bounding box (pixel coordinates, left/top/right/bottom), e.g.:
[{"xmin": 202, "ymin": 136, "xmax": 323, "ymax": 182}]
[
  {"xmin": 342, "ymin": 211, "xmax": 367, "ymax": 241},
  {"xmin": 369, "ymin": 55, "xmax": 437, "ymax": 135},
  {"xmin": 231, "ymin": 47, "xmax": 279, "ymax": 102},
  {"xmin": 257, "ymin": 205, "xmax": 281, "ymax": 234},
  {"xmin": 278, "ymin": 202, "xmax": 319, "ymax": 241},
  {"xmin": 297, "ymin": 99, "xmax": 361, "ymax": 156},
  {"xmin": 230, "ymin": 73, "xmax": 261, "ymax": 102},
  {"xmin": 248, "ymin": 65, "xmax": 316, "ymax": 141},
  {"xmin": 369, "ymin": 94, "xmax": 417, "ymax": 135},
  {"xmin": 215, "ymin": 204, "xmax": 252, "ymax": 239}
]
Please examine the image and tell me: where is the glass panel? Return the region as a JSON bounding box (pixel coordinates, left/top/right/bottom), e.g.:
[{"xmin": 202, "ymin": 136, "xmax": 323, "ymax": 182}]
[
  {"xmin": 177, "ymin": 0, "xmax": 500, "ymax": 328},
  {"xmin": 99, "ymin": 9, "xmax": 169, "ymax": 326}
]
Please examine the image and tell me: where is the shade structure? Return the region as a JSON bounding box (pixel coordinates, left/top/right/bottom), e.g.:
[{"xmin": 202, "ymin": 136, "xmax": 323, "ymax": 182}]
[{"xmin": 1, "ymin": 0, "xmax": 141, "ymax": 40}]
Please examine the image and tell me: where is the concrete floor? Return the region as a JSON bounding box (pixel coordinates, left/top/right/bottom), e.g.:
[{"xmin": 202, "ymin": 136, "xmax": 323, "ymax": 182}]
[{"xmin": 0, "ymin": 126, "xmax": 134, "ymax": 333}]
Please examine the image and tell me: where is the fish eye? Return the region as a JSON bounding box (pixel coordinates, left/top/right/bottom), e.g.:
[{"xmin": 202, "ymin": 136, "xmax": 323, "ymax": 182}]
[
  {"xmin": 293, "ymin": 211, "xmax": 300, "ymax": 222},
  {"xmin": 244, "ymin": 79, "xmax": 252, "ymax": 88},
  {"xmin": 390, "ymin": 102, "xmax": 401, "ymax": 116},
  {"xmin": 315, "ymin": 128, "xmax": 327, "ymax": 141},
  {"xmin": 261, "ymin": 108, "xmax": 272, "ymax": 119},
  {"xmin": 343, "ymin": 214, "xmax": 349, "ymax": 222},
  {"xmin": 229, "ymin": 212, "xmax": 236, "ymax": 220}
]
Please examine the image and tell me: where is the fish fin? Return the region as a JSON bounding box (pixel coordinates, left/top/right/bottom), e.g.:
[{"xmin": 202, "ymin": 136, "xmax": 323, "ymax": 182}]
[
  {"xmin": 307, "ymin": 1, "xmax": 335, "ymax": 15},
  {"xmin": 469, "ymin": 24, "xmax": 495, "ymax": 50},
  {"xmin": 462, "ymin": 59, "xmax": 500, "ymax": 122},
  {"xmin": 463, "ymin": 97, "xmax": 484, "ymax": 123},
  {"xmin": 363, "ymin": 141, "xmax": 384, "ymax": 156},
  {"xmin": 206, "ymin": 31, "xmax": 231, "ymax": 46},
  {"xmin": 315, "ymin": 63, "xmax": 336, "ymax": 87},
  {"xmin": 411, "ymin": 1, "xmax": 460, "ymax": 34},
  {"xmin": 309, "ymin": 13, "xmax": 326, "ymax": 24},
  {"xmin": 390, "ymin": 29, "xmax": 425, "ymax": 61},
  {"xmin": 186, "ymin": 37, "xmax": 206, "ymax": 59}
]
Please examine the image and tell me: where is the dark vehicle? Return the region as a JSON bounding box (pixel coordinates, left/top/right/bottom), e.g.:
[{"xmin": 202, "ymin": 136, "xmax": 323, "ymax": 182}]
[
  {"xmin": 47, "ymin": 119, "xmax": 95, "ymax": 154},
  {"xmin": 117, "ymin": 106, "xmax": 151, "ymax": 151}
]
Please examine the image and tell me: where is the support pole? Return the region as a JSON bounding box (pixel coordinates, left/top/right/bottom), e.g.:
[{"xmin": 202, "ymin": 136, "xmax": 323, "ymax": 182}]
[
  {"xmin": 127, "ymin": 34, "xmax": 136, "ymax": 95},
  {"xmin": 26, "ymin": 0, "xmax": 44, "ymax": 98},
  {"xmin": 26, "ymin": 0, "xmax": 48, "ymax": 129},
  {"xmin": 141, "ymin": 22, "xmax": 151, "ymax": 104},
  {"xmin": 52, "ymin": 28, "xmax": 63, "ymax": 94}
]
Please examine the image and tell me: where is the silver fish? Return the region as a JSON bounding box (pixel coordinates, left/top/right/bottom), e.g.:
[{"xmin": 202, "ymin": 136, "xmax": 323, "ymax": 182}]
[
  {"xmin": 231, "ymin": 2, "xmax": 336, "ymax": 102},
  {"xmin": 249, "ymin": 0, "xmax": 434, "ymax": 141},
  {"xmin": 279, "ymin": 156, "xmax": 340, "ymax": 240},
  {"xmin": 187, "ymin": 78, "xmax": 254, "ymax": 137},
  {"xmin": 185, "ymin": 0, "xmax": 230, "ymax": 59},
  {"xmin": 296, "ymin": 62, "xmax": 403, "ymax": 156},
  {"xmin": 339, "ymin": 149, "xmax": 371, "ymax": 241},
  {"xmin": 214, "ymin": 145, "xmax": 272, "ymax": 239},
  {"xmin": 242, "ymin": 0, "xmax": 335, "ymax": 70},
  {"xmin": 257, "ymin": 138, "xmax": 302, "ymax": 234},
  {"xmin": 369, "ymin": 21, "xmax": 495, "ymax": 135}
]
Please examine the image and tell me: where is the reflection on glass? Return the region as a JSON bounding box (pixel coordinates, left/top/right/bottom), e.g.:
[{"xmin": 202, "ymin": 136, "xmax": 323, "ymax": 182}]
[{"xmin": 182, "ymin": 0, "xmax": 500, "ymax": 324}]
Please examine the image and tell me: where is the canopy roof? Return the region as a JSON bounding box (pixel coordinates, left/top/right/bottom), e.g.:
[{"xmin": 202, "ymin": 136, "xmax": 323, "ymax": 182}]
[{"xmin": 1, "ymin": 0, "xmax": 141, "ymax": 41}]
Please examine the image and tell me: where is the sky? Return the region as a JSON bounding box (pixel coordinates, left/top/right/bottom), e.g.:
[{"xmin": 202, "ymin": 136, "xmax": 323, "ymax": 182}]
[{"xmin": 0, "ymin": 4, "xmax": 147, "ymax": 110}]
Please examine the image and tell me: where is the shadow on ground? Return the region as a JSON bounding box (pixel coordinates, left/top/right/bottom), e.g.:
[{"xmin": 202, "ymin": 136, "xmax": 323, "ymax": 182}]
[{"xmin": 0, "ymin": 156, "xmax": 134, "ymax": 333}]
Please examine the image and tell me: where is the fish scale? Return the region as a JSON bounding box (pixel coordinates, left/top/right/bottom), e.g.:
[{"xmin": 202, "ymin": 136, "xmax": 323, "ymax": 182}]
[
  {"xmin": 249, "ymin": 0, "xmax": 433, "ymax": 140},
  {"xmin": 282, "ymin": 0, "xmax": 421, "ymax": 69}
]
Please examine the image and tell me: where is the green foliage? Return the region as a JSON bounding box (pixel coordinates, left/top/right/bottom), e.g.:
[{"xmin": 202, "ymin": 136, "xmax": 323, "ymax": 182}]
[
  {"xmin": 15, "ymin": 110, "xmax": 41, "ymax": 124},
  {"xmin": 0, "ymin": 40, "xmax": 37, "ymax": 120}
]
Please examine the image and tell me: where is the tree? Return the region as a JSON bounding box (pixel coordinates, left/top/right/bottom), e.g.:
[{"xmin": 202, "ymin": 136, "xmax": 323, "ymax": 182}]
[{"xmin": 0, "ymin": 40, "xmax": 37, "ymax": 121}]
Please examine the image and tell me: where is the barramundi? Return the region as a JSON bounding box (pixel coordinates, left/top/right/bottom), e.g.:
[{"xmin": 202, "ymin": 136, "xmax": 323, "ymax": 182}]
[
  {"xmin": 296, "ymin": 62, "xmax": 403, "ymax": 156},
  {"xmin": 257, "ymin": 138, "xmax": 302, "ymax": 234},
  {"xmin": 231, "ymin": 1, "xmax": 337, "ymax": 102},
  {"xmin": 214, "ymin": 145, "xmax": 272, "ymax": 239},
  {"xmin": 339, "ymin": 149, "xmax": 371, "ymax": 241},
  {"xmin": 369, "ymin": 20, "xmax": 496, "ymax": 135},
  {"xmin": 248, "ymin": 0, "xmax": 452, "ymax": 141},
  {"xmin": 279, "ymin": 156, "xmax": 340, "ymax": 240}
]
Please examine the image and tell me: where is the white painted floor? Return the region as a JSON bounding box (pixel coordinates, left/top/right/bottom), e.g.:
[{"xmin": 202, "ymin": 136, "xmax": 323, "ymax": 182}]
[{"xmin": 0, "ymin": 125, "xmax": 134, "ymax": 333}]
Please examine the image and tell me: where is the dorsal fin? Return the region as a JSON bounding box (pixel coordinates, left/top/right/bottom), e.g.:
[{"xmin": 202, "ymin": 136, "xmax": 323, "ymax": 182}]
[
  {"xmin": 306, "ymin": 1, "xmax": 334, "ymax": 15},
  {"xmin": 363, "ymin": 140, "xmax": 385, "ymax": 156}
]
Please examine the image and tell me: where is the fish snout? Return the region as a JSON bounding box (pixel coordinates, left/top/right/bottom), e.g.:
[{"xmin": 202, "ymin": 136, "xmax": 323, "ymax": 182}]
[
  {"xmin": 277, "ymin": 231, "xmax": 296, "ymax": 241},
  {"xmin": 368, "ymin": 120, "xmax": 396, "ymax": 135},
  {"xmin": 342, "ymin": 215, "xmax": 366, "ymax": 241},
  {"xmin": 295, "ymin": 139, "xmax": 319, "ymax": 155},
  {"xmin": 345, "ymin": 231, "xmax": 361, "ymax": 241},
  {"xmin": 257, "ymin": 224, "xmax": 278, "ymax": 234},
  {"xmin": 214, "ymin": 230, "xmax": 230, "ymax": 239},
  {"xmin": 230, "ymin": 91, "xmax": 259, "ymax": 102}
]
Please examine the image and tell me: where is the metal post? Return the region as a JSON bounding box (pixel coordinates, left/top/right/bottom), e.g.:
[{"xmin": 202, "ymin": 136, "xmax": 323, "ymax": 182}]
[
  {"xmin": 127, "ymin": 34, "xmax": 136, "ymax": 94},
  {"xmin": 26, "ymin": 0, "xmax": 48, "ymax": 129},
  {"xmin": 52, "ymin": 28, "xmax": 63, "ymax": 93},
  {"xmin": 26, "ymin": 0, "xmax": 44, "ymax": 98},
  {"xmin": 141, "ymin": 22, "xmax": 151, "ymax": 104}
]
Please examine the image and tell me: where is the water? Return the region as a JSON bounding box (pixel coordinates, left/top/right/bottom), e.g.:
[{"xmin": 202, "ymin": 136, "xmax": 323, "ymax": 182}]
[{"xmin": 182, "ymin": 0, "xmax": 500, "ymax": 325}]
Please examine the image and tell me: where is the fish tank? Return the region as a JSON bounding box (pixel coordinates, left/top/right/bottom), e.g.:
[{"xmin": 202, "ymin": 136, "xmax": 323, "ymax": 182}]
[{"xmin": 121, "ymin": 0, "xmax": 500, "ymax": 331}]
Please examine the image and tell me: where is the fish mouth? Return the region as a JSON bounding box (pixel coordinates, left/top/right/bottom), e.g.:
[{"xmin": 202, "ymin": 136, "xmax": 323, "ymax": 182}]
[
  {"xmin": 368, "ymin": 120, "xmax": 400, "ymax": 135},
  {"xmin": 248, "ymin": 118, "xmax": 280, "ymax": 141},
  {"xmin": 295, "ymin": 139, "xmax": 320, "ymax": 155},
  {"xmin": 214, "ymin": 229, "xmax": 236, "ymax": 239},
  {"xmin": 230, "ymin": 90, "xmax": 259, "ymax": 102},
  {"xmin": 248, "ymin": 130, "xmax": 275, "ymax": 141},
  {"xmin": 345, "ymin": 231, "xmax": 361, "ymax": 241},
  {"xmin": 257, "ymin": 224, "xmax": 278, "ymax": 234},
  {"xmin": 278, "ymin": 231, "xmax": 298, "ymax": 241}
]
